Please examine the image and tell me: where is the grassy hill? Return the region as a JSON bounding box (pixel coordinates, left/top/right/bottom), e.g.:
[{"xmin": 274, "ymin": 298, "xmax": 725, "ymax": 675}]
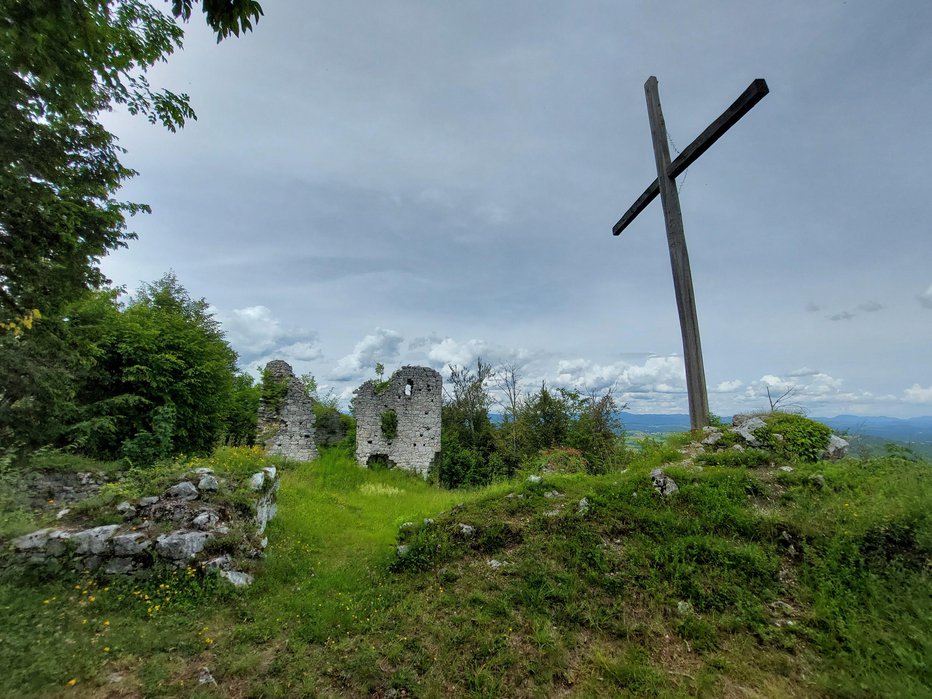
[{"xmin": 1, "ymin": 442, "xmax": 929, "ymax": 697}]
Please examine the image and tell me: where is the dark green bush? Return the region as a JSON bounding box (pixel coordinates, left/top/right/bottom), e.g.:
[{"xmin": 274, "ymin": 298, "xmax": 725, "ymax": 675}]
[
  {"xmin": 697, "ymin": 448, "xmax": 770, "ymax": 468},
  {"xmin": 755, "ymin": 413, "xmax": 831, "ymax": 462}
]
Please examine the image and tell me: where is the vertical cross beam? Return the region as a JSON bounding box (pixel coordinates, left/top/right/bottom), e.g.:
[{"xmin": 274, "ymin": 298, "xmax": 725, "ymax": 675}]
[{"xmin": 644, "ymin": 76, "xmax": 710, "ymax": 430}]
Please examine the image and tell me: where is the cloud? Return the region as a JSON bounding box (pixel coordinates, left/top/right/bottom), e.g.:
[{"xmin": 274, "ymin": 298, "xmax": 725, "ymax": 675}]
[
  {"xmin": 918, "ymin": 285, "xmax": 932, "ymax": 310},
  {"xmin": 715, "ymin": 380, "xmax": 743, "ymax": 392},
  {"xmin": 426, "ymin": 338, "xmax": 490, "ymax": 369},
  {"xmin": 904, "ymin": 384, "xmax": 932, "ymax": 403},
  {"xmin": 410, "ymin": 336, "xmax": 533, "ymax": 374},
  {"xmin": 214, "ymin": 306, "xmax": 321, "ymax": 372},
  {"xmin": 332, "ymin": 327, "xmax": 403, "ymax": 380},
  {"xmin": 787, "ymin": 366, "xmax": 819, "ymax": 377},
  {"xmin": 214, "ymin": 305, "xmax": 285, "ymax": 355},
  {"xmin": 805, "ymin": 302, "xmax": 821, "ymax": 313},
  {"xmin": 408, "ymin": 334, "xmax": 443, "ymax": 351},
  {"xmin": 277, "ymin": 341, "xmax": 324, "ymax": 363},
  {"xmin": 555, "ymin": 355, "xmax": 686, "ymax": 395},
  {"xmin": 823, "ymin": 302, "xmax": 881, "ymax": 322}
]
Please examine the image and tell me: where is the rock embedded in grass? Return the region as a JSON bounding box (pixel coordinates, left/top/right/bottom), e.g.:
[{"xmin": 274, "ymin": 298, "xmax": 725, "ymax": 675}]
[
  {"xmin": 734, "ymin": 417, "xmax": 766, "ymax": 446},
  {"xmin": 650, "ymin": 468, "xmax": 679, "ymax": 497},
  {"xmin": 155, "ymin": 530, "xmax": 210, "ymax": 561},
  {"xmin": 197, "ymin": 474, "xmax": 220, "ymax": 492},
  {"xmin": 112, "ymin": 531, "xmax": 151, "ymax": 557},
  {"xmin": 11, "ymin": 528, "xmax": 54, "ymax": 552},
  {"xmin": 116, "ymin": 501, "xmax": 137, "ymax": 519},
  {"xmin": 824, "ymin": 434, "xmax": 850, "ymax": 460},
  {"xmin": 163, "ymin": 481, "xmax": 199, "ymax": 501},
  {"xmin": 219, "ymin": 570, "xmax": 254, "ymax": 587},
  {"xmin": 72, "ymin": 525, "xmax": 120, "ymax": 555},
  {"xmin": 192, "ymin": 510, "xmax": 221, "ymax": 530}
]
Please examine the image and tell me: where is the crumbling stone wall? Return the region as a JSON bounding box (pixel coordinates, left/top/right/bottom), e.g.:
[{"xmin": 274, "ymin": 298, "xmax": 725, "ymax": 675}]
[
  {"xmin": 355, "ymin": 366, "xmax": 441, "ymax": 477},
  {"xmin": 9, "ymin": 465, "xmax": 279, "ymax": 586},
  {"xmin": 257, "ymin": 360, "xmax": 318, "ymax": 462}
]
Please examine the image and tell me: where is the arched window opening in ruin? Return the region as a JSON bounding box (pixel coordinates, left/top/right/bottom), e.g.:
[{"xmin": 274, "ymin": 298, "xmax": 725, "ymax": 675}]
[{"xmin": 404, "ymin": 379, "xmax": 413, "ymax": 397}]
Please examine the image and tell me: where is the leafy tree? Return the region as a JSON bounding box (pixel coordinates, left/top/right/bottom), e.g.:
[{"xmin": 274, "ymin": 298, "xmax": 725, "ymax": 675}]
[
  {"xmin": 565, "ymin": 388, "xmax": 627, "ymax": 473},
  {"xmin": 0, "ymin": 0, "xmax": 262, "ymax": 457},
  {"xmin": 65, "ymin": 273, "xmax": 238, "ymax": 462},
  {"xmin": 0, "ymin": 0, "xmax": 262, "ymax": 323},
  {"xmin": 438, "ymin": 360, "xmax": 505, "ymax": 487},
  {"xmin": 0, "ymin": 312, "xmax": 88, "ymax": 452},
  {"xmin": 519, "ymin": 383, "xmax": 571, "ymax": 454},
  {"xmin": 221, "ymin": 371, "xmax": 260, "ymax": 446}
]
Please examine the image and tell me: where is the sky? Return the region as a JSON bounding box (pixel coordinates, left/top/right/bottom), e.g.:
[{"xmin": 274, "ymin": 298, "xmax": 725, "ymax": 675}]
[{"xmin": 100, "ymin": 0, "xmax": 932, "ymax": 418}]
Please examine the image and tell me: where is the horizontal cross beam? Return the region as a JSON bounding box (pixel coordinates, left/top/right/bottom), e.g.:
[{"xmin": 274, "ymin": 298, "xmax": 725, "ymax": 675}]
[{"xmin": 612, "ymin": 78, "xmax": 769, "ymax": 236}]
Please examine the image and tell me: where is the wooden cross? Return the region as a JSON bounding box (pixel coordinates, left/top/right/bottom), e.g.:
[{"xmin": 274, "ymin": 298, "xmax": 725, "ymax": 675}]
[{"xmin": 613, "ymin": 76, "xmax": 769, "ymax": 431}]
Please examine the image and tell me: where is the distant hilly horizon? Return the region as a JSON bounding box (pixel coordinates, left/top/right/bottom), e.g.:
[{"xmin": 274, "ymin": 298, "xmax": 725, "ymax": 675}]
[
  {"xmin": 617, "ymin": 412, "xmax": 932, "ymax": 444},
  {"xmin": 489, "ymin": 411, "xmax": 932, "ymax": 444}
]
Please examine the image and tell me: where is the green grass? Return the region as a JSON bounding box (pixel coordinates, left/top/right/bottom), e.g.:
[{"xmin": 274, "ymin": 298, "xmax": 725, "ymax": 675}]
[{"xmin": 0, "ymin": 441, "xmax": 929, "ymax": 697}]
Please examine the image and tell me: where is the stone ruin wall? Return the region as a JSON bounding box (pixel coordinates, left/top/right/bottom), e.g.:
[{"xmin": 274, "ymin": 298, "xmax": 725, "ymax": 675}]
[
  {"xmin": 355, "ymin": 366, "xmax": 442, "ymax": 478},
  {"xmin": 257, "ymin": 360, "xmax": 318, "ymax": 462}
]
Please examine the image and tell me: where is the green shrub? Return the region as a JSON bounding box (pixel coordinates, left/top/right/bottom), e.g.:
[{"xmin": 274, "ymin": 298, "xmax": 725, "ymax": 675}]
[
  {"xmin": 697, "ymin": 448, "xmax": 771, "ymax": 468},
  {"xmin": 755, "ymin": 413, "xmax": 831, "ymax": 462},
  {"xmin": 526, "ymin": 447, "xmax": 589, "ymax": 475}
]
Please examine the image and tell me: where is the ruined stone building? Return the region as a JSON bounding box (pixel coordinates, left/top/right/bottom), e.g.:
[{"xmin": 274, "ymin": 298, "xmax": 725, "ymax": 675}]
[
  {"xmin": 354, "ymin": 366, "xmax": 442, "ymax": 477},
  {"xmin": 257, "ymin": 360, "xmax": 318, "ymax": 461}
]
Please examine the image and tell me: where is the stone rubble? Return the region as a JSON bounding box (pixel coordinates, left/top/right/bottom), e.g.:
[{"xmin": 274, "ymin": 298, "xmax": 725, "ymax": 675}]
[{"xmin": 8, "ymin": 465, "xmax": 281, "ymax": 585}]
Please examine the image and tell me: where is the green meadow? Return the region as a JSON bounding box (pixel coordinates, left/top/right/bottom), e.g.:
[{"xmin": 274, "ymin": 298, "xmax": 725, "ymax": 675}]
[{"xmin": 0, "ymin": 442, "xmax": 929, "ymax": 697}]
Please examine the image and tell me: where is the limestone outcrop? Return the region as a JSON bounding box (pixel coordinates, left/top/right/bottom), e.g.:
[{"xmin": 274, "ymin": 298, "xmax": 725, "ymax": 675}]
[
  {"xmin": 354, "ymin": 366, "xmax": 442, "ymax": 478},
  {"xmin": 258, "ymin": 359, "xmax": 318, "ymax": 462}
]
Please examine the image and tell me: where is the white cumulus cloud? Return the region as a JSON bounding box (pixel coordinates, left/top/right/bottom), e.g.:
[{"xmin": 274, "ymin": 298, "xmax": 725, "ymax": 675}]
[
  {"xmin": 214, "ymin": 305, "xmax": 284, "ymax": 355},
  {"xmin": 332, "ymin": 327, "xmax": 403, "ymax": 380},
  {"xmin": 715, "ymin": 380, "xmax": 743, "ymax": 392},
  {"xmin": 555, "ymin": 355, "xmax": 686, "ymax": 394},
  {"xmin": 426, "ymin": 338, "xmax": 490, "ymax": 369},
  {"xmin": 904, "ymin": 384, "xmax": 932, "ymax": 403}
]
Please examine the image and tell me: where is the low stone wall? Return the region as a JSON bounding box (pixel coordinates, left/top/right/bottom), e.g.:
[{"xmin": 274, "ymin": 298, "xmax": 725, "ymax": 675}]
[{"xmin": 7, "ymin": 465, "xmax": 280, "ymax": 587}]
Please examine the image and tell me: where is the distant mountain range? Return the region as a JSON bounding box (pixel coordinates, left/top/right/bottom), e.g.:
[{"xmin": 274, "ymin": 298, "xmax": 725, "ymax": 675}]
[{"xmin": 619, "ymin": 412, "xmax": 932, "ymax": 444}]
